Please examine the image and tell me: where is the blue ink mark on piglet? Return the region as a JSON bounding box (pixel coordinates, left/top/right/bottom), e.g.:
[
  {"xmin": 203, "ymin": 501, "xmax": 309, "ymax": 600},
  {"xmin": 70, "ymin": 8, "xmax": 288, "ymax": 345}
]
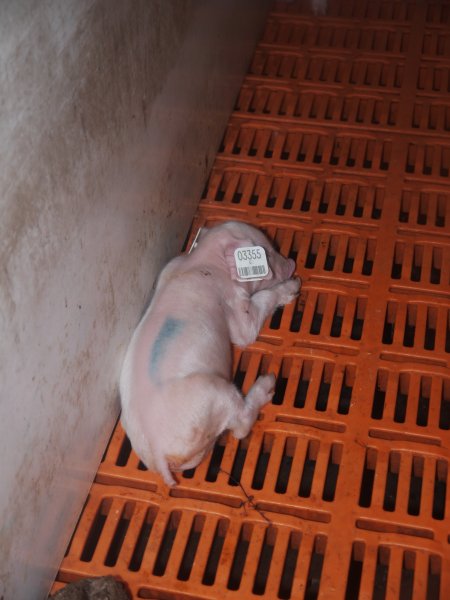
[{"xmin": 149, "ymin": 317, "xmax": 184, "ymax": 378}]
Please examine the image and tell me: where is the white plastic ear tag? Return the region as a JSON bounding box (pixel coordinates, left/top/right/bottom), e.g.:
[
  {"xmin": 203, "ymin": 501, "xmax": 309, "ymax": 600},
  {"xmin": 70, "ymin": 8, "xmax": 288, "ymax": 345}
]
[
  {"xmin": 188, "ymin": 227, "xmax": 202, "ymax": 254},
  {"xmin": 234, "ymin": 246, "xmax": 269, "ymax": 281}
]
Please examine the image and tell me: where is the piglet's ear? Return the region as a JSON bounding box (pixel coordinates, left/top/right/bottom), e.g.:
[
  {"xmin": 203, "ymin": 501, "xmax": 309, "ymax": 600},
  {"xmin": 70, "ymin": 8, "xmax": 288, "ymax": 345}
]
[
  {"xmin": 224, "ymin": 243, "xmax": 241, "ymax": 280},
  {"xmin": 224, "ymin": 242, "xmax": 273, "ymax": 281}
]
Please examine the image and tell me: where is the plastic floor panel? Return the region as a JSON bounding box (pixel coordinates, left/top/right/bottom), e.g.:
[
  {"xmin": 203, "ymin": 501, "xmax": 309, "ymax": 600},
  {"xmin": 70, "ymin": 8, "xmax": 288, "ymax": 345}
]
[{"xmin": 53, "ymin": 1, "xmax": 449, "ymax": 598}]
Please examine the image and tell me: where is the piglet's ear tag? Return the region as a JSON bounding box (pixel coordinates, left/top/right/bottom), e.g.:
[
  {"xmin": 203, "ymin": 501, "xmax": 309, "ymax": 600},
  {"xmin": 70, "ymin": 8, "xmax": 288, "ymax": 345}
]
[
  {"xmin": 225, "ymin": 244, "xmax": 272, "ymax": 282},
  {"xmin": 188, "ymin": 227, "xmax": 203, "ymax": 254}
]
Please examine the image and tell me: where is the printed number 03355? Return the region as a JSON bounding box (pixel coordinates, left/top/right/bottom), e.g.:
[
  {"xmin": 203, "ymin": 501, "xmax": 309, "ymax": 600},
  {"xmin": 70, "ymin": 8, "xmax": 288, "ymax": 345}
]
[{"xmin": 237, "ymin": 248, "xmax": 262, "ymax": 261}]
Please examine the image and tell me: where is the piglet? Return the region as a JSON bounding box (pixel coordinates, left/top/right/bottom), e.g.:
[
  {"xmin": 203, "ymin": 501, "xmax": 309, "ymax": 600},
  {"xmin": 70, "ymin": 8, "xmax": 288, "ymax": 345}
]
[{"xmin": 120, "ymin": 221, "xmax": 300, "ymax": 485}]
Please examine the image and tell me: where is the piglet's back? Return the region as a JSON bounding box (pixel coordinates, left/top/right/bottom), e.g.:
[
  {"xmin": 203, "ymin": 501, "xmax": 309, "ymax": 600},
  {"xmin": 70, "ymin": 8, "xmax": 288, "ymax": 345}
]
[{"xmin": 127, "ymin": 268, "xmax": 232, "ymax": 393}]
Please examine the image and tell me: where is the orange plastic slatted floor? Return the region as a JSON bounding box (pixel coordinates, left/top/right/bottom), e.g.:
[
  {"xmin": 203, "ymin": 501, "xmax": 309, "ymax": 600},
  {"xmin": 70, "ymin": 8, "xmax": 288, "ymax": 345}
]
[{"xmin": 53, "ymin": 1, "xmax": 450, "ymax": 598}]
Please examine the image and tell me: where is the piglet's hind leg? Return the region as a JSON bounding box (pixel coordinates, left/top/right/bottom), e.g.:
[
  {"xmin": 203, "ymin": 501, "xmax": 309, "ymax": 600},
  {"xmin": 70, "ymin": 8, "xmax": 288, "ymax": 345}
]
[{"xmin": 228, "ymin": 373, "xmax": 275, "ymax": 439}]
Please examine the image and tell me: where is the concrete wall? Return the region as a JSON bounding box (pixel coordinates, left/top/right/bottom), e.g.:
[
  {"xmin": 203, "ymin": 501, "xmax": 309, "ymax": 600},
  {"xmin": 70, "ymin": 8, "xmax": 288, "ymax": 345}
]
[{"xmin": 0, "ymin": 1, "xmax": 269, "ymax": 597}]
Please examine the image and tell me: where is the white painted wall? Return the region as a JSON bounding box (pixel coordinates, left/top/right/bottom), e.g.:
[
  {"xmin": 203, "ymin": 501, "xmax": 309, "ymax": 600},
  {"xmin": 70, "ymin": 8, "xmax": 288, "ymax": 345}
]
[{"xmin": 0, "ymin": 2, "xmax": 269, "ymax": 597}]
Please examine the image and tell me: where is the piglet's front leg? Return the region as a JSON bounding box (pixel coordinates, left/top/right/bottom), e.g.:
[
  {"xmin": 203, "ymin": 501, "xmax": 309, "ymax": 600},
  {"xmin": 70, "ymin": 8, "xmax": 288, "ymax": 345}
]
[{"xmin": 229, "ymin": 278, "xmax": 300, "ymax": 347}]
